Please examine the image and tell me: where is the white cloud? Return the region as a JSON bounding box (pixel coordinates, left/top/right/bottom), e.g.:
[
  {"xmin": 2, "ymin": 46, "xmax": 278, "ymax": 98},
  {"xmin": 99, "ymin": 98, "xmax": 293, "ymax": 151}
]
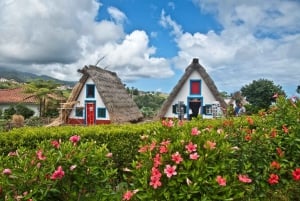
[
  {"xmin": 107, "ymin": 6, "xmax": 127, "ymax": 24},
  {"xmin": 0, "ymin": 0, "xmax": 173, "ymax": 83},
  {"xmin": 168, "ymin": 0, "xmax": 300, "ymax": 94}
]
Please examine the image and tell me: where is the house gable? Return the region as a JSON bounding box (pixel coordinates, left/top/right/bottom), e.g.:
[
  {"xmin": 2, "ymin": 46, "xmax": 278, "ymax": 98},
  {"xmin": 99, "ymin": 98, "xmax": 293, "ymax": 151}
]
[{"xmin": 156, "ymin": 58, "xmax": 227, "ymax": 120}]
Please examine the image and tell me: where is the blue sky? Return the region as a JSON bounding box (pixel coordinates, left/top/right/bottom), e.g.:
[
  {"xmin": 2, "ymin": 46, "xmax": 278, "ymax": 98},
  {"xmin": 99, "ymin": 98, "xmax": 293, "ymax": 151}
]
[{"xmin": 0, "ymin": 0, "xmax": 299, "ymax": 96}]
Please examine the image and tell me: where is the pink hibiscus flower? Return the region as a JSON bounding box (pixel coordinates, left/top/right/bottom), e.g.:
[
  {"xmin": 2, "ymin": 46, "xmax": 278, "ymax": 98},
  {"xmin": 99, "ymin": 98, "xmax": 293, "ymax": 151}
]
[{"xmin": 164, "ymin": 165, "xmax": 177, "ymax": 178}]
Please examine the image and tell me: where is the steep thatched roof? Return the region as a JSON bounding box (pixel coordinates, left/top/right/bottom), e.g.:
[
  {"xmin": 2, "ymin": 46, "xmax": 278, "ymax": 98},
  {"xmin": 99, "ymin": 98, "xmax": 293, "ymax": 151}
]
[
  {"xmin": 156, "ymin": 58, "xmax": 227, "ymax": 119},
  {"xmin": 64, "ymin": 65, "xmax": 143, "ymax": 124}
]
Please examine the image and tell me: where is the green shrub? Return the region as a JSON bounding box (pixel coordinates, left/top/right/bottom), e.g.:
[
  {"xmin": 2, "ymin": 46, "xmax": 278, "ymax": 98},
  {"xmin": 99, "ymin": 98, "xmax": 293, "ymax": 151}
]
[
  {"xmin": 124, "ymin": 96, "xmax": 300, "ymax": 200},
  {"xmin": 0, "ymin": 136, "xmax": 118, "ymax": 200}
]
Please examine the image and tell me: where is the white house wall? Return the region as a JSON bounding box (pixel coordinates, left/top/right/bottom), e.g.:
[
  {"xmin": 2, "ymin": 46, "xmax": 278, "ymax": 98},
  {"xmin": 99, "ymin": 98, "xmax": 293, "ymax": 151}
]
[
  {"xmin": 164, "ymin": 71, "xmax": 220, "ymax": 119},
  {"xmin": 0, "ymin": 104, "xmax": 39, "ymax": 117},
  {"xmin": 69, "ymin": 77, "xmax": 110, "ymax": 120}
]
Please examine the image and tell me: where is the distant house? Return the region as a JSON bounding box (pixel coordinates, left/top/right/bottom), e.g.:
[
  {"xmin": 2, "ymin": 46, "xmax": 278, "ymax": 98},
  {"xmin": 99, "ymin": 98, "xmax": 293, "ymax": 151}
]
[
  {"xmin": 58, "ymin": 65, "xmax": 143, "ymax": 125},
  {"xmin": 0, "ymin": 88, "xmax": 39, "ymax": 116},
  {"xmin": 156, "ymin": 58, "xmax": 227, "ymax": 120}
]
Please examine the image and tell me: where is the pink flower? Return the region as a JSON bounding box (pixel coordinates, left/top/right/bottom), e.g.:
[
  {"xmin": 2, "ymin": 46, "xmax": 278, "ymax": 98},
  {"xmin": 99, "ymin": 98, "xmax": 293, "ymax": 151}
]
[
  {"xmin": 164, "ymin": 165, "xmax": 177, "ymax": 178},
  {"xmin": 185, "ymin": 142, "xmax": 197, "ymax": 153},
  {"xmin": 153, "ymin": 154, "xmax": 162, "ymax": 167},
  {"xmin": 106, "ymin": 152, "xmax": 113, "ymax": 158},
  {"xmin": 36, "ymin": 150, "xmax": 46, "ymax": 160},
  {"xmin": 70, "ymin": 165, "xmax": 77, "ymax": 171},
  {"xmin": 69, "ymin": 135, "xmax": 80, "ymax": 144},
  {"xmin": 122, "ymin": 190, "xmax": 134, "ymax": 200},
  {"xmin": 189, "ymin": 152, "xmax": 199, "ymax": 160},
  {"xmin": 159, "ymin": 145, "xmax": 168, "ymax": 154},
  {"xmin": 171, "ymin": 152, "xmax": 183, "ymax": 164},
  {"xmin": 138, "ymin": 144, "xmax": 148, "ymax": 153},
  {"xmin": 191, "ymin": 127, "xmax": 200, "ymax": 136},
  {"xmin": 51, "ymin": 140, "xmax": 60, "ymax": 149},
  {"xmin": 2, "ymin": 168, "xmax": 12, "ymax": 175},
  {"xmin": 268, "ymin": 174, "xmax": 279, "ymax": 185},
  {"xmin": 50, "ymin": 166, "xmax": 65, "ymax": 180},
  {"xmin": 149, "ymin": 177, "xmax": 162, "ymax": 189},
  {"xmin": 150, "ymin": 167, "xmax": 162, "ymax": 189},
  {"xmin": 216, "ymin": 175, "xmax": 226, "ymax": 186},
  {"xmin": 203, "ymin": 141, "xmax": 216, "ymax": 150},
  {"xmin": 292, "ymin": 168, "xmax": 300, "ymax": 181},
  {"xmin": 238, "ymin": 174, "xmax": 252, "ymax": 183},
  {"xmin": 160, "ymin": 139, "xmax": 171, "ymax": 146},
  {"xmin": 8, "ymin": 151, "xmax": 17, "ymax": 156}
]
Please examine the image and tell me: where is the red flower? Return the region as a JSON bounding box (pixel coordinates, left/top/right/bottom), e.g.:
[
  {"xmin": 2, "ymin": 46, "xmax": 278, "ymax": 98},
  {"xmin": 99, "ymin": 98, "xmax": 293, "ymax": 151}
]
[
  {"xmin": 282, "ymin": 125, "xmax": 289, "ymax": 134},
  {"xmin": 292, "ymin": 168, "xmax": 300, "ymax": 181},
  {"xmin": 171, "ymin": 152, "xmax": 183, "ymax": 164},
  {"xmin": 268, "ymin": 174, "xmax": 279, "ymax": 185},
  {"xmin": 246, "ymin": 116, "xmax": 254, "ymax": 125},
  {"xmin": 50, "ymin": 166, "xmax": 65, "ymax": 180},
  {"xmin": 270, "ymin": 128, "xmax": 277, "ymax": 138},
  {"xmin": 69, "ymin": 135, "xmax": 80, "ymax": 144},
  {"xmin": 270, "ymin": 161, "xmax": 281, "ymax": 169},
  {"xmin": 51, "ymin": 140, "xmax": 60, "ymax": 149},
  {"xmin": 238, "ymin": 174, "xmax": 252, "ymax": 183},
  {"xmin": 36, "ymin": 150, "xmax": 46, "ymax": 160},
  {"xmin": 122, "ymin": 190, "xmax": 134, "ymax": 200},
  {"xmin": 276, "ymin": 147, "xmax": 284, "ymax": 157},
  {"xmin": 245, "ymin": 135, "xmax": 251, "ymax": 141},
  {"xmin": 185, "ymin": 142, "xmax": 197, "ymax": 153},
  {"xmin": 164, "ymin": 165, "xmax": 177, "ymax": 178},
  {"xmin": 191, "ymin": 127, "xmax": 200, "ymax": 136},
  {"xmin": 216, "ymin": 175, "xmax": 226, "ymax": 186}
]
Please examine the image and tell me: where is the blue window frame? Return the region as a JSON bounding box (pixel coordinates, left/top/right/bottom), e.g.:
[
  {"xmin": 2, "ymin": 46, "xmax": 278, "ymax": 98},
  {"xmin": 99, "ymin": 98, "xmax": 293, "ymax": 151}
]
[
  {"xmin": 86, "ymin": 84, "xmax": 95, "ymax": 98},
  {"xmin": 97, "ymin": 108, "xmax": 106, "ymax": 118},
  {"xmin": 75, "ymin": 107, "xmax": 84, "ymax": 117}
]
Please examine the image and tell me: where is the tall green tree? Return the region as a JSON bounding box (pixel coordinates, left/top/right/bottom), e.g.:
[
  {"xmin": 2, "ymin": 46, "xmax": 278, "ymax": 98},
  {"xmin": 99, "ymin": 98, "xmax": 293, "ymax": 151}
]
[
  {"xmin": 24, "ymin": 79, "xmax": 62, "ymax": 117},
  {"xmin": 241, "ymin": 79, "xmax": 286, "ymax": 113}
]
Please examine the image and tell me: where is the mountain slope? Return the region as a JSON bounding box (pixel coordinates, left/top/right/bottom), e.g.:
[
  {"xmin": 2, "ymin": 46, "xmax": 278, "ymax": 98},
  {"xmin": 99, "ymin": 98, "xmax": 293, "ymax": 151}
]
[{"xmin": 0, "ymin": 67, "xmax": 75, "ymax": 86}]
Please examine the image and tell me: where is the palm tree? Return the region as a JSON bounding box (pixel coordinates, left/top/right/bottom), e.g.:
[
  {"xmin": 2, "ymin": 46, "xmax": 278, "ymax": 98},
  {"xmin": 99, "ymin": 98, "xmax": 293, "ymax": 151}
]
[{"xmin": 24, "ymin": 79, "xmax": 63, "ymax": 117}]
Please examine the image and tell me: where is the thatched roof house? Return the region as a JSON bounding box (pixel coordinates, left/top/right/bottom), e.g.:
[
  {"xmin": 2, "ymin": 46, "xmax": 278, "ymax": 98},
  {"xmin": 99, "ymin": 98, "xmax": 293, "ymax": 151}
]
[
  {"xmin": 156, "ymin": 58, "xmax": 227, "ymax": 120},
  {"xmin": 54, "ymin": 65, "xmax": 143, "ymax": 126}
]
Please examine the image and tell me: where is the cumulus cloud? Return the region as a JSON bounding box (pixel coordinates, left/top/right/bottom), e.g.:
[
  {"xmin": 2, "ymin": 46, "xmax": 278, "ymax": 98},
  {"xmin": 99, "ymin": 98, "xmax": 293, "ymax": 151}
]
[
  {"xmin": 0, "ymin": 0, "xmax": 173, "ymax": 82},
  {"xmin": 166, "ymin": 0, "xmax": 300, "ymax": 93},
  {"xmin": 107, "ymin": 6, "xmax": 127, "ymax": 24}
]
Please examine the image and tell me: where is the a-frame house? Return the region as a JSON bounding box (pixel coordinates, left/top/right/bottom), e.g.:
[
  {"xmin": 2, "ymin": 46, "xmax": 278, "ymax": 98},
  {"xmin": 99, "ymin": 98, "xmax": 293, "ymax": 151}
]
[{"xmin": 156, "ymin": 58, "xmax": 227, "ymax": 120}]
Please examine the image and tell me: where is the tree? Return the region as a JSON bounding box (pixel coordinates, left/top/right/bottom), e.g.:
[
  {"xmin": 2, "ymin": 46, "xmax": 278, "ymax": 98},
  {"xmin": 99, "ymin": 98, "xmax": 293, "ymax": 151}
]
[
  {"xmin": 241, "ymin": 79, "xmax": 286, "ymax": 113},
  {"xmin": 24, "ymin": 79, "xmax": 62, "ymax": 117},
  {"xmin": 297, "ymin": 85, "xmax": 300, "ymax": 94},
  {"xmin": 16, "ymin": 104, "xmax": 34, "ymax": 119}
]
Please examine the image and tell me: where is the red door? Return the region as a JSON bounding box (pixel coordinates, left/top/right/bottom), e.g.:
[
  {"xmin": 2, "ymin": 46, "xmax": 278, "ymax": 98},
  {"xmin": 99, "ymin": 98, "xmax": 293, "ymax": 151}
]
[{"xmin": 86, "ymin": 102, "xmax": 95, "ymax": 125}]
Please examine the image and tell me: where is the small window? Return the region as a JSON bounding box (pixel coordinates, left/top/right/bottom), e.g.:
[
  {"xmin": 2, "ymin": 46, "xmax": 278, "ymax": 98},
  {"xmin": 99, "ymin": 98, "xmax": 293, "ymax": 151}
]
[
  {"xmin": 203, "ymin": 105, "xmax": 212, "ymax": 115},
  {"xmin": 190, "ymin": 80, "xmax": 201, "ymax": 95},
  {"xmin": 97, "ymin": 108, "xmax": 106, "ymax": 118},
  {"xmin": 86, "ymin": 84, "xmax": 95, "ymax": 98},
  {"xmin": 75, "ymin": 107, "xmax": 83, "ymax": 117},
  {"xmin": 172, "ymin": 103, "xmax": 186, "ymax": 114}
]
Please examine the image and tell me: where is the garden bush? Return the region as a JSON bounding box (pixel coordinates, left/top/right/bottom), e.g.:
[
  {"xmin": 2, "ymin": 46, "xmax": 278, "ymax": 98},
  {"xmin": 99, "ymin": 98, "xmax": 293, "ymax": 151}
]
[
  {"xmin": 0, "ymin": 136, "xmax": 118, "ymax": 200},
  {"xmin": 123, "ymin": 96, "xmax": 300, "ymax": 200},
  {"xmin": 0, "ymin": 96, "xmax": 299, "ymax": 200}
]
